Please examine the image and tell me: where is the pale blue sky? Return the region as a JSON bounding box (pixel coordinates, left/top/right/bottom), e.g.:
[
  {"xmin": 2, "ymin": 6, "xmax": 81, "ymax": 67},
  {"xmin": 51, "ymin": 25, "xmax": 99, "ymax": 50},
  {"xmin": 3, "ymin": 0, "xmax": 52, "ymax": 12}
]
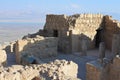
[{"xmin": 0, "ymin": 0, "xmax": 120, "ymax": 23}]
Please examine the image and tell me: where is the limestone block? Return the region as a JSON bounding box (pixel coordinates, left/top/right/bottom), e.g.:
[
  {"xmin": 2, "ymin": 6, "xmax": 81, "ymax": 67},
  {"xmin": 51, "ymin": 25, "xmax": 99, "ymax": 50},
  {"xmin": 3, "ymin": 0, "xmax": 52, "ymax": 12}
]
[{"xmin": 58, "ymin": 61, "xmax": 78, "ymax": 78}]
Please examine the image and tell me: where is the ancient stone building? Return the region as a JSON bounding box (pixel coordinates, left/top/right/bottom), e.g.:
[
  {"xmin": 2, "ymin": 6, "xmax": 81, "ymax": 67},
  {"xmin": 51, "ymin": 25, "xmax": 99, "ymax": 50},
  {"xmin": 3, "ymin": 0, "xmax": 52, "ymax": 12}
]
[
  {"xmin": 4, "ymin": 13, "xmax": 120, "ymax": 80},
  {"xmin": 40, "ymin": 14, "xmax": 120, "ymax": 54}
]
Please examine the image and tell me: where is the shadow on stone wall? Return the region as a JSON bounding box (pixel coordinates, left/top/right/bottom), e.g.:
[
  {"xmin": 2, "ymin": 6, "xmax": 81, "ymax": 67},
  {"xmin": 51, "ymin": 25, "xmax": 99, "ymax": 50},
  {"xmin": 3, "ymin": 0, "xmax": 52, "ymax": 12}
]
[{"xmin": 71, "ymin": 33, "xmax": 94, "ymax": 53}]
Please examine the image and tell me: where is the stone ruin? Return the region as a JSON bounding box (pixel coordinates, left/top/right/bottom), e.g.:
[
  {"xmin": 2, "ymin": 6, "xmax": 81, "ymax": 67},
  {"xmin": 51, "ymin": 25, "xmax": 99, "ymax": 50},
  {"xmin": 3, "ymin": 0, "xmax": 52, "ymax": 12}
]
[
  {"xmin": 86, "ymin": 55, "xmax": 120, "ymax": 80},
  {"xmin": 0, "ymin": 60, "xmax": 79, "ymax": 80},
  {"xmin": 0, "ymin": 49, "xmax": 7, "ymax": 66},
  {"xmin": 22, "ymin": 14, "xmax": 120, "ymax": 54},
  {"xmin": 0, "ymin": 13, "xmax": 120, "ymax": 80},
  {"xmin": 15, "ymin": 36, "xmax": 58, "ymax": 64}
]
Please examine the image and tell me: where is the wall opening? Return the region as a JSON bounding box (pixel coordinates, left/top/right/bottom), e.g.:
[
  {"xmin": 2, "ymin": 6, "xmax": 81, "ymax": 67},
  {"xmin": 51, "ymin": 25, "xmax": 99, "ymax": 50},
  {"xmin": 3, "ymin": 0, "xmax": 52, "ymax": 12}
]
[
  {"xmin": 53, "ymin": 30, "xmax": 58, "ymax": 37},
  {"xmin": 95, "ymin": 28, "xmax": 103, "ymax": 48},
  {"xmin": 31, "ymin": 59, "xmax": 37, "ymax": 64}
]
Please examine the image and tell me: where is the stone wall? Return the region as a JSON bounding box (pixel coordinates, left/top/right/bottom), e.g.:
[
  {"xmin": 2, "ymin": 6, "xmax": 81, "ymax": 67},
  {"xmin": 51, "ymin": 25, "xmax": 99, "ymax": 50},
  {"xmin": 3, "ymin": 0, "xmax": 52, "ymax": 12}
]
[
  {"xmin": 86, "ymin": 56, "xmax": 120, "ymax": 80},
  {"xmin": 71, "ymin": 14, "xmax": 104, "ymax": 52},
  {"xmin": 44, "ymin": 14, "xmax": 69, "ymax": 33},
  {"xmin": 43, "ymin": 14, "xmax": 104, "ymax": 53},
  {"xmin": 103, "ymin": 16, "xmax": 120, "ymax": 50},
  {"xmin": 0, "ymin": 49, "xmax": 7, "ymax": 66},
  {"xmin": 5, "ymin": 41, "xmax": 16, "ymax": 53},
  {"xmin": 0, "ymin": 60, "xmax": 79, "ymax": 80},
  {"xmin": 109, "ymin": 56, "xmax": 120, "ymax": 80},
  {"xmin": 44, "ymin": 14, "xmax": 71, "ymax": 53},
  {"xmin": 15, "ymin": 35, "xmax": 58, "ymax": 64},
  {"xmin": 19, "ymin": 13, "xmax": 120, "ymax": 53},
  {"xmin": 86, "ymin": 60, "xmax": 110, "ymax": 80}
]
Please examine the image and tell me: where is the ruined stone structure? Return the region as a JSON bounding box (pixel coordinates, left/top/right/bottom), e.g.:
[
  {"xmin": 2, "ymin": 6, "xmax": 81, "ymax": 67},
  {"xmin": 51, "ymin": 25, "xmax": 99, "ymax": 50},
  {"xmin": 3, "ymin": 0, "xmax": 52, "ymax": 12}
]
[
  {"xmin": 15, "ymin": 35, "xmax": 58, "ymax": 64},
  {"xmin": 2, "ymin": 13, "xmax": 120, "ymax": 80},
  {"xmin": 32, "ymin": 14, "xmax": 119, "ymax": 54},
  {"xmin": 0, "ymin": 49, "xmax": 7, "ymax": 66},
  {"xmin": 8, "ymin": 13, "xmax": 120, "ymax": 56},
  {"xmin": 0, "ymin": 60, "xmax": 79, "ymax": 80},
  {"xmin": 86, "ymin": 56, "xmax": 120, "ymax": 80},
  {"xmin": 86, "ymin": 37, "xmax": 120, "ymax": 80}
]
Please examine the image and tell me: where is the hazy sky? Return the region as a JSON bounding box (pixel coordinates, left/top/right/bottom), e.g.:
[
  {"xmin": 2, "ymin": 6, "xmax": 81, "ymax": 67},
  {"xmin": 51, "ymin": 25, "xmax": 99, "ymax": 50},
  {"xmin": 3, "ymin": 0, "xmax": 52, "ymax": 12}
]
[{"xmin": 0, "ymin": 0, "xmax": 120, "ymax": 23}]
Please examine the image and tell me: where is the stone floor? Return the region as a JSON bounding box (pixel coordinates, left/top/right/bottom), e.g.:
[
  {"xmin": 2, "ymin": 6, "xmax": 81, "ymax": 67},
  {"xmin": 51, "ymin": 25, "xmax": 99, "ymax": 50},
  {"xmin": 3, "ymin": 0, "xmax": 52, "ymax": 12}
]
[{"xmin": 6, "ymin": 49, "xmax": 112, "ymax": 80}]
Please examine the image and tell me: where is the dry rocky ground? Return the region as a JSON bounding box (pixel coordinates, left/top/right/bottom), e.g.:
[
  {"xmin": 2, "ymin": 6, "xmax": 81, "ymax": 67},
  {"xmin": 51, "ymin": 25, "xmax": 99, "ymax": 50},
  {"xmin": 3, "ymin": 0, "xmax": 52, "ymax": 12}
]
[
  {"xmin": 5, "ymin": 49, "xmax": 111, "ymax": 80},
  {"xmin": 0, "ymin": 59, "xmax": 79, "ymax": 80}
]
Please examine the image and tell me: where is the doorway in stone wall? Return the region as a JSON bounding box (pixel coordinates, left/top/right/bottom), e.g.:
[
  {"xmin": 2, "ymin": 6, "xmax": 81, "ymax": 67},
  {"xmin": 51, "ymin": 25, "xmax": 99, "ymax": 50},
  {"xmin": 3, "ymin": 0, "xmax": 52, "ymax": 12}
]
[
  {"xmin": 95, "ymin": 28, "xmax": 103, "ymax": 48},
  {"xmin": 53, "ymin": 30, "xmax": 58, "ymax": 37}
]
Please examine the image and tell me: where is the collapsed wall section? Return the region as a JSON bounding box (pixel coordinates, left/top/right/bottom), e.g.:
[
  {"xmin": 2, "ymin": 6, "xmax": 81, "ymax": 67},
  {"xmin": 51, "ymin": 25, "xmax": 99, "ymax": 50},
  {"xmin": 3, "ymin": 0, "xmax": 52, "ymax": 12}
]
[
  {"xmin": 15, "ymin": 35, "xmax": 58, "ymax": 64},
  {"xmin": 0, "ymin": 60, "xmax": 79, "ymax": 80}
]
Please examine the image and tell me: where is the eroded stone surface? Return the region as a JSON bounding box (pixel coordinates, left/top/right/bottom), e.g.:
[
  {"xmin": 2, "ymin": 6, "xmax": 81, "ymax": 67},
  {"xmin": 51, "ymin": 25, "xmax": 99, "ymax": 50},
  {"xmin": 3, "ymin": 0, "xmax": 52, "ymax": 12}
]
[
  {"xmin": 15, "ymin": 35, "xmax": 58, "ymax": 64},
  {"xmin": 0, "ymin": 49, "xmax": 7, "ymax": 66},
  {"xmin": 0, "ymin": 60, "xmax": 80, "ymax": 80},
  {"xmin": 86, "ymin": 56, "xmax": 120, "ymax": 80}
]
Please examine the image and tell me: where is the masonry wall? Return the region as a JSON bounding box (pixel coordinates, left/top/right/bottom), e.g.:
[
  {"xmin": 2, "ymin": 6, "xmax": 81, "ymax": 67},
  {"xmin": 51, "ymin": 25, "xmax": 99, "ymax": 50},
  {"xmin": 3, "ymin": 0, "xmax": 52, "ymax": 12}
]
[
  {"xmin": 44, "ymin": 14, "xmax": 105, "ymax": 53},
  {"xmin": 104, "ymin": 16, "xmax": 120, "ymax": 50},
  {"xmin": 109, "ymin": 56, "xmax": 120, "ymax": 80},
  {"xmin": 43, "ymin": 14, "xmax": 120, "ymax": 53},
  {"xmin": 44, "ymin": 14, "xmax": 72, "ymax": 53},
  {"xmin": 15, "ymin": 36, "xmax": 58, "ymax": 64},
  {"xmin": 0, "ymin": 49, "xmax": 7, "ymax": 66},
  {"xmin": 71, "ymin": 14, "xmax": 104, "ymax": 52},
  {"xmin": 86, "ymin": 56, "xmax": 120, "ymax": 80},
  {"xmin": 44, "ymin": 14, "xmax": 69, "ymax": 37},
  {"xmin": 86, "ymin": 61, "xmax": 110, "ymax": 80}
]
